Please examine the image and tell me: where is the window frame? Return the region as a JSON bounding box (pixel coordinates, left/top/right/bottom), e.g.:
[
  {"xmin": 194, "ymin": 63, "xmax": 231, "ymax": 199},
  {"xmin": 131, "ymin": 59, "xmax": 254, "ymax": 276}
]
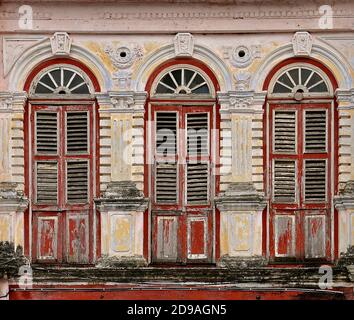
[{"xmin": 268, "ymin": 63, "xmax": 333, "ymax": 99}]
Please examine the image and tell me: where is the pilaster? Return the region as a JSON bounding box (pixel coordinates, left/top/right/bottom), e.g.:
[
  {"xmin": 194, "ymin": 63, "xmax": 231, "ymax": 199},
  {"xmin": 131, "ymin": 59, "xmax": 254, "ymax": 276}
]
[
  {"xmin": 95, "ymin": 91, "xmax": 148, "ymax": 265},
  {"xmin": 335, "ymin": 89, "xmax": 354, "ymax": 256},
  {"xmin": 216, "ymin": 90, "xmax": 266, "ymax": 262},
  {"xmin": 0, "ymin": 92, "xmax": 28, "ymax": 250}
]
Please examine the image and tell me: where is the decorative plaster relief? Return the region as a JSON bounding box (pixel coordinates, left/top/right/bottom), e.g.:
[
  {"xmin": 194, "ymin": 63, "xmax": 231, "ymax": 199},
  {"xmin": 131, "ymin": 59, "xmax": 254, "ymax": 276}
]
[
  {"xmin": 105, "ymin": 44, "xmax": 143, "ymax": 89},
  {"xmin": 174, "ymin": 33, "xmax": 194, "ymax": 57},
  {"xmin": 112, "ymin": 70, "xmax": 132, "ymax": 90},
  {"xmin": 218, "ymin": 91, "xmax": 266, "ymax": 113},
  {"xmin": 110, "ymin": 95, "xmax": 134, "ymax": 110},
  {"xmin": 0, "ymin": 93, "xmax": 12, "ymax": 111},
  {"xmin": 223, "ymin": 45, "xmax": 261, "ymax": 68},
  {"xmin": 234, "ymin": 71, "xmax": 251, "ymax": 91},
  {"xmin": 50, "ymin": 32, "xmax": 72, "ymax": 55},
  {"xmin": 292, "ymin": 31, "xmax": 313, "ymax": 56},
  {"xmin": 3, "ymin": 36, "xmax": 45, "ymax": 77}
]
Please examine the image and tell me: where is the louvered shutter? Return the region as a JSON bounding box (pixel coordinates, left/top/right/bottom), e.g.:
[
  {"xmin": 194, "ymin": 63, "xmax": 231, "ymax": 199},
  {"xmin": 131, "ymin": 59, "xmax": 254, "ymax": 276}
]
[
  {"xmin": 155, "ymin": 112, "xmax": 178, "ymax": 204},
  {"xmin": 36, "ymin": 162, "xmax": 58, "ymax": 203},
  {"xmin": 187, "ymin": 162, "xmax": 208, "ymax": 203},
  {"xmin": 66, "ymin": 111, "xmax": 88, "ymax": 153},
  {"xmin": 304, "ymin": 160, "xmax": 326, "ymax": 202},
  {"xmin": 273, "ymin": 110, "xmax": 296, "ymax": 153},
  {"xmin": 186, "ymin": 113, "xmax": 209, "ymax": 204},
  {"xmin": 35, "ymin": 112, "xmax": 58, "ymax": 154},
  {"xmin": 187, "ymin": 113, "xmax": 208, "ymax": 156},
  {"xmin": 273, "ymin": 160, "xmax": 296, "ymax": 203},
  {"xmin": 67, "ymin": 160, "xmax": 89, "ymax": 203},
  {"xmin": 305, "ymin": 110, "xmax": 326, "ymax": 152},
  {"xmin": 155, "ymin": 163, "xmax": 178, "ymax": 204}
]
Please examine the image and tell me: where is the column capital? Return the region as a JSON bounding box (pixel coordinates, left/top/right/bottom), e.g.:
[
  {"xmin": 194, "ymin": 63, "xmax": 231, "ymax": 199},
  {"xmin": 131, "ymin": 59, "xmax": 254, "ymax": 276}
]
[
  {"xmin": 0, "ymin": 91, "xmax": 27, "ymax": 113},
  {"xmin": 217, "ymin": 90, "xmax": 266, "ymax": 114},
  {"xmin": 335, "ymin": 89, "xmax": 354, "ymax": 109},
  {"xmin": 96, "ymin": 91, "xmax": 147, "ymax": 113}
]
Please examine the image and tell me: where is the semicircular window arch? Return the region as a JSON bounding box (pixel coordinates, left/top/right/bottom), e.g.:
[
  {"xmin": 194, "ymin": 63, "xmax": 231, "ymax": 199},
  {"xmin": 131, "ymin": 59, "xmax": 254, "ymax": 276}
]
[
  {"xmin": 270, "ymin": 64, "xmax": 332, "ymax": 98},
  {"xmin": 30, "ymin": 65, "xmax": 93, "ymax": 95},
  {"xmin": 153, "ymin": 66, "xmax": 214, "ymax": 97}
]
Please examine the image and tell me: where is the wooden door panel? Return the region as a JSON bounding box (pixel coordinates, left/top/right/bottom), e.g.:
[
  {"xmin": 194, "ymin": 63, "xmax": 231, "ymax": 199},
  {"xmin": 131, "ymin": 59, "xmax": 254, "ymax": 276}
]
[
  {"xmin": 66, "ymin": 211, "xmax": 89, "ymax": 264},
  {"xmin": 33, "ymin": 212, "xmax": 63, "ymax": 263},
  {"xmin": 274, "ymin": 214, "xmax": 296, "ymax": 258},
  {"xmin": 304, "ymin": 213, "xmax": 328, "ymax": 259},
  {"xmin": 155, "ymin": 215, "xmax": 179, "ymax": 262},
  {"xmin": 187, "ymin": 216, "xmax": 208, "ymax": 260}
]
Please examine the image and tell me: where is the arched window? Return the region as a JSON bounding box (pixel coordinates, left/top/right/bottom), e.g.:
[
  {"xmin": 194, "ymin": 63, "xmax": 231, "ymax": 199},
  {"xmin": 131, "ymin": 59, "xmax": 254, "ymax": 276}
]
[
  {"xmin": 152, "ymin": 65, "xmax": 214, "ymax": 97},
  {"xmin": 146, "ymin": 60, "xmax": 219, "ymax": 265},
  {"xmin": 264, "ymin": 59, "xmax": 337, "ymax": 263},
  {"xmin": 269, "ymin": 63, "xmax": 332, "ymax": 99},
  {"xmin": 30, "ymin": 64, "xmax": 93, "ymax": 95},
  {"xmin": 25, "ymin": 60, "xmax": 98, "ymax": 265}
]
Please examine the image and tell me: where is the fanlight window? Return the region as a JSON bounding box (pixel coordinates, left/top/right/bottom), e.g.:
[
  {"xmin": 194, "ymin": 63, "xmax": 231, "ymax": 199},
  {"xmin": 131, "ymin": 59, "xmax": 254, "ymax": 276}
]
[
  {"xmin": 32, "ymin": 65, "xmax": 91, "ymax": 95},
  {"xmin": 154, "ymin": 67, "xmax": 212, "ymax": 96},
  {"xmin": 271, "ymin": 65, "xmax": 331, "ymax": 98}
]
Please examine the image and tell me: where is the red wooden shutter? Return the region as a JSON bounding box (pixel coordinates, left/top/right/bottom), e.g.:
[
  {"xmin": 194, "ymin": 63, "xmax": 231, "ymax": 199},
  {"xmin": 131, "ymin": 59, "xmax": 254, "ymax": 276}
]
[
  {"xmin": 186, "ymin": 112, "xmax": 209, "ymax": 204},
  {"xmin": 35, "ymin": 110, "xmax": 59, "ymax": 204},
  {"xmin": 155, "ymin": 112, "xmax": 178, "ymax": 204}
]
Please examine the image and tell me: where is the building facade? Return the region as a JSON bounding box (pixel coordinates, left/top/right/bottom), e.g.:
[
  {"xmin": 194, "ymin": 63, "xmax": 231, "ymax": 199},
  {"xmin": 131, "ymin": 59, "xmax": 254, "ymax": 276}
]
[{"xmin": 0, "ymin": 0, "xmax": 354, "ymax": 299}]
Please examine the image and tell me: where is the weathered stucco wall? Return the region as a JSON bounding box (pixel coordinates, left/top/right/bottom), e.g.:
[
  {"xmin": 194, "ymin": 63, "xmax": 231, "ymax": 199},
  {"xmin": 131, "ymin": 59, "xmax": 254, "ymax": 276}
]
[{"xmin": 0, "ymin": 0, "xmax": 353, "ymax": 264}]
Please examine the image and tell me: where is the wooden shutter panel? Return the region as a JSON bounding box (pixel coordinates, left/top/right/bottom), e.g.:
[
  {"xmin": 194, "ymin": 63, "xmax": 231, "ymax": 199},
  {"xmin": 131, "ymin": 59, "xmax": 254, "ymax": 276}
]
[
  {"xmin": 274, "ymin": 110, "xmax": 296, "ymax": 153},
  {"xmin": 155, "ymin": 112, "xmax": 178, "ymax": 204},
  {"xmin": 66, "ymin": 111, "xmax": 88, "ymax": 153},
  {"xmin": 36, "ymin": 112, "xmax": 58, "ymax": 154},
  {"xmin": 304, "ymin": 160, "xmax": 326, "ymax": 202},
  {"xmin": 187, "ymin": 162, "xmax": 208, "ymax": 204},
  {"xmin": 36, "ymin": 162, "xmax": 58, "ymax": 203},
  {"xmin": 155, "ymin": 162, "xmax": 178, "ymax": 204},
  {"xmin": 187, "ymin": 113, "xmax": 208, "ymax": 156},
  {"xmin": 67, "ymin": 161, "xmax": 89, "ymax": 203},
  {"xmin": 305, "ymin": 110, "xmax": 326, "ymax": 152},
  {"xmin": 156, "ymin": 112, "xmax": 177, "ymax": 156},
  {"xmin": 273, "ymin": 160, "xmax": 296, "ymax": 203},
  {"xmin": 186, "ymin": 112, "xmax": 209, "ymax": 204}
]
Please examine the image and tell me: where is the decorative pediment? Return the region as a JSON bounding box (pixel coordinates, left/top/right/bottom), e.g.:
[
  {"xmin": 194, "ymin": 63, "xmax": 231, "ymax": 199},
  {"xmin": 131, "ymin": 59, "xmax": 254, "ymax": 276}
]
[
  {"xmin": 50, "ymin": 32, "xmax": 72, "ymax": 55},
  {"xmin": 292, "ymin": 32, "xmax": 313, "ymax": 56},
  {"xmin": 174, "ymin": 33, "xmax": 194, "ymax": 57}
]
